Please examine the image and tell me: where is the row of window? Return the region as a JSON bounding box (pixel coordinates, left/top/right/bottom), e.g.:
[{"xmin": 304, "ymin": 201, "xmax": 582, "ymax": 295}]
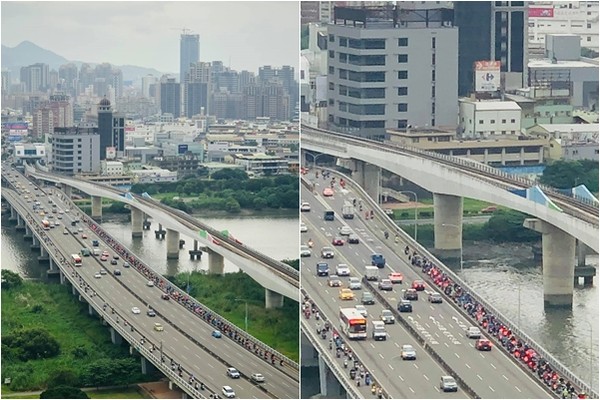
[
  {"xmin": 471, "ymin": 118, "xmax": 517, "ymax": 124},
  {"xmin": 328, "ymin": 117, "xmax": 439, "ymax": 130},
  {"xmin": 332, "ymin": 52, "xmax": 410, "ymax": 65},
  {"xmin": 329, "ymin": 35, "xmax": 437, "ymax": 49}
]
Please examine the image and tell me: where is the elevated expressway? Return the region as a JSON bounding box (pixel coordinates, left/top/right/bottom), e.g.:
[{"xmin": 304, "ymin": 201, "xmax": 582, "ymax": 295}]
[
  {"xmin": 1, "ymin": 169, "xmax": 299, "ymax": 398},
  {"xmin": 302, "ymin": 126, "xmax": 598, "ymax": 307},
  {"xmin": 301, "ymin": 177, "xmax": 552, "ymax": 399},
  {"xmin": 25, "ymin": 166, "xmax": 298, "ymax": 303}
]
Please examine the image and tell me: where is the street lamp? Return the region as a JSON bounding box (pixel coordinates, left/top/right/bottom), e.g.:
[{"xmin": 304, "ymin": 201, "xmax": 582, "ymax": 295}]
[
  {"xmin": 441, "ymin": 223, "xmax": 463, "ymax": 271},
  {"xmin": 235, "ymin": 298, "xmax": 249, "ymax": 332},
  {"xmin": 399, "ymin": 190, "xmax": 418, "ymax": 242},
  {"xmin": 581, "ymin": 320, "xmax": 594, "ymax": 394}
]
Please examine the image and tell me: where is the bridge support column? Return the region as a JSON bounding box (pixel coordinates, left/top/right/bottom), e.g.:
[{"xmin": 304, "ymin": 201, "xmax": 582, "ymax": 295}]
[
  {"xmin": 24, "ymin": 224, "xmax": 31, "ymax": 236},
  {"xmin": 318, "ymin": 353, "xmax": 344, "ymax": 398},
  {"xmin": 352, "ymin": 160, "xmax": 380, "ymax": 203},
  {"xmin": 38, "ymin": 246, "xmax": 49, "ymax": 262},
  {"xmin": 15, "ymin": 214, "xmax": 25, "ymax": 230},
  {"xmin": 110, "ymin": 327, "xmax": 123, "ymax": 345},
  {"xmin": 72, "ymin": 284, "xmax": 78, "ymax": 296},
  {"xmin": 265, "ymin": 289, "xmax": 284, "ymax": 309},
  {"xmin": 155, "ymin": 223, "xmax": 166, "ymax": 240},
  {"xmin": 301, "ymin": 332, "xmax": 319, "ymax": 367},
  {"xmin": 10, "ymin": 205, "xmax": 16, "ymax": 219},
  {"xmin": 59, "ymin": 270, "xmax": 66, "ymax": 285},
  {"xmin": 62, "ymin": 184, "xmax": 72, "ymax": 198},
  {"xmin": 141, "ymin": 357, "xmax": 156, "ymax": 375},
  {"xmin": 189, "ymin": 240, "xmax": 202, "ymax": 260},
  {"xmin": 88, "ymin": 303, "xmax": 97, "ymax": 317},
  {"xmin": 31, "ymin": 235, "xmax": 40, "ymax": 249},
  {"xmin": 166, "ymin": 229, "xmax": 180, "ymax": 259},
  {"xmin": 524, "ymin": 219, "xmax": 575, "ymax": 308},
  {"xmin": 131, "ymin": 207, "xmax": 143, "ymax": 238},
  {"xmin": 91, "ymin": 196, "xmax": 102, "ymax": 221},
  {"xmin": 203, "ymin": 248, "xmax": 224, "ymax": 274},
  {"xmin": 574, "ymin": 240, "xmax": 596, "ymax": 286},
  {"xmin": 432, "ymin": 193, "xmax": 463, "ymax": 263}
]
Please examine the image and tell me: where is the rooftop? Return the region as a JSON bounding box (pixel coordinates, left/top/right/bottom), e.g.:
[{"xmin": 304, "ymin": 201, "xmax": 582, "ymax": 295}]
[
  {"xmin": 459, "ymin": 99, "xmax": 522, "ymax": 111},
  {"xmin": 528, "ymin": 58, "xmax": 598, "ymax": 69},
  {"xmin": 536, "ymin": 123, "xmax": 599, "ymax": 133}
]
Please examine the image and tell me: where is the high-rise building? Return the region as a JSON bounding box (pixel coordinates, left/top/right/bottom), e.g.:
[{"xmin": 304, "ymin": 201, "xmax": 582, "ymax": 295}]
[
  {"xmin": 58, "ymin": 63, "xmax": 78, "ymax": 96},
  {"xmin": 180, "ymin": 33, "xmax": 200, "ymax": 83},
  {"xmin": 160, "ymin": 76, "xmax": 181, "ymax": 117},
  {"xmin": 97, "ymin": 97, "xmax": 125, "ymax": 160},
  {"xmin": 243, "ymin": 82, "xmax": 290, "ymax": 121},
  {"xmin": 184, "ymin": 62, "xmax": 211, "ymax": 118},
  {"xmin": 141, "ymin": 75, "xmax": 158, "ymax": 98},
  {"xmin": 48, "ymin": 126, "xmax": 100, "ymax": 175},
  {"xmin": 20, "ymin": 63, "xmax": 49, "ymax": 92},
  {"xmin": 454, "ymin": 1, "xmax": 528, "ymax": 96},
  {"xmin": 1, "ymin": 69, "xmax": 10, "ymax": 95},
  {"xmin": 327, "ymin": 6, "xmax": 458, "ymax": 136}
]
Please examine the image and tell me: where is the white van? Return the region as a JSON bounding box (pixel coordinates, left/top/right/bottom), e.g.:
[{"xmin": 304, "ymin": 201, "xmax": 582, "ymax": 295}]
[{"xmin": 93, "ymin": 248, "xmax": 101, "ymax": 256}]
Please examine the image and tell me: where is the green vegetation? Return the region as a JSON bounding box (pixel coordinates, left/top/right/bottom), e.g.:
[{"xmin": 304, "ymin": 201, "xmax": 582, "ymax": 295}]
[
  {"xmin": 3, "ymin": 387, "xmax": 144, "ymax": 399},
  {"xmin": 40, "ymin": 386, "xmax": 89, "ymax": 399},
  {"xmin": 1, "ymin": 276, "xmax": 158, "ymax": 392},
  {"xmin": 393, "ymin": 197, "xmax": 500, "ymax": 220},
  {"xmin": 1, "ymin": 269, "xmax": 23, "ymax": 290},
  {"xmin": 582, "ymin": 47, "xmax": 599, "ymax": 58},
  {"xmin": 400, "ymin": 209, "xmax": 540, "ymax": 246},
  {"xmin": 171, "ymin": 268, "xmax": 299, "ymax": 361},
  {"xmin": 540, "ymin": 160, "xmax": 599, "ymax": 193}
]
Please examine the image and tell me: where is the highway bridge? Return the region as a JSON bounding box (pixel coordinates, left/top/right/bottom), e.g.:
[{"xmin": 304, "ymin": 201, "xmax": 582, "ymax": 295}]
[
  {"xmin": 300, "ymin": 169, "xmax": 596, "ymax": 399},
  {"xmin": 302, "ymin": 125, "xmax": 598, "ymax": 308},
  {"xmin": 24, "ymin": 164, "xmax": 299, "ymax": 305},
  {"xmin": 1, "ymin": 166, "xmax": 299, "ymax": 399}
]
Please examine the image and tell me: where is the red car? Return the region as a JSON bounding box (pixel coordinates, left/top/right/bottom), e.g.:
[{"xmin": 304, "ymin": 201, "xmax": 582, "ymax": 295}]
[
  {"xmin": 412, "ymin": 280, "xmax": 425, "ymax": 291},
  {"xmin": 322, "ymin": 187, "xmax": 334, "ymax": 197},
  {"xmin": 475, "ymin": 339, "xmax": 492, "ymax": 351},
  {"xmin": 389, "ymin": 272, "xmax": 403, "ymax": 284},
  {"xmin": 332, "ymin": 237, "xmax": 344, "ymax": 246},
  {"xmin": 100, "ymin": 255, "xmax": 109, "ymax": 262}
]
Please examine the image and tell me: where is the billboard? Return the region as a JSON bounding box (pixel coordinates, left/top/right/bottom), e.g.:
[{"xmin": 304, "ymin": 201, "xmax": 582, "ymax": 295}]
[
  {"xmin": 106, "ymin": 147, "xmax": 116, "ymax": 160},
  {"xmin": 7, "ymin": 135, "xmax": 24, "ymax": 142},
  {"xmin": 529, "ymin": 8, "xmax": 554, "ymax": 18},
  {"xmin": 474, "ymin": 61, "xmax": 501, "ymax": 92},
  {"xmin": 178, "ymin": 144, "xmax": 189, "ymax": 154}
]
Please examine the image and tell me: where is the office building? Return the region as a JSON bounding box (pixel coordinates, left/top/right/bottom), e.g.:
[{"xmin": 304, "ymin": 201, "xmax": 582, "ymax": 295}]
[
  {"xmin": 142, "ymin": 75, "xmax": 158, "ymax": 98},
  {"xmin": 58, "ymin": 63, "xmax": 78, "ymax": 96},
  {"xmin": 48, "ymin": 126, "xmax": 100, "ymax": 175},
  {"xmin": 180, "ymin": 33, "xmax": 200, "ymax": 83},
  {"xmin": 97, "ymin": 97, "xmax": 125, "ymax": 160},
  {"xmin": 458, "ymin": 99, "xmax": 522, "ymax": 138},
  {"xmin": 20, "ymin": 63, "xmax": 49, "ymax": 92},
  {"xmin": 160, "ymin": 77, "xmax": 181, "ymax": 117},
  {"xmin": 454, "ymin": 1, "xmax": 528, "ymax": 96},
  {"xmin": 184, "ymin": 62, "xmax": 211, "ymax": 118},
  {"xmin": 326, "ymin": 6, "xmax": 458, "ymax": 137}
]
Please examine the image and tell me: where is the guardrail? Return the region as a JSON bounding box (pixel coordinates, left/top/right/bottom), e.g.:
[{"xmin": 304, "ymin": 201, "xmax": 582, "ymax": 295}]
[{"xmin": 321, "ymin": 166, "xmax": 596, "ymax": 398}]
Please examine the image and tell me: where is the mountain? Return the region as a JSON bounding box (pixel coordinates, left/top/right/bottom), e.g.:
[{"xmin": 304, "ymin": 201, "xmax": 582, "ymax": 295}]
[{"xmin": 1, "ymin": 41, "xmax": 167, "ymax": 82}]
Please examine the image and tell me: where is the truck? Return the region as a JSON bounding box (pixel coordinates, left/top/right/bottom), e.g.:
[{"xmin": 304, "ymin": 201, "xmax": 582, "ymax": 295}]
[
  {"xmin": 342, "ymin": 201, "xmax": 354, "ymax": 219},
  {"xmin": 371, "ymin": 253, "xmax": 386, "ymax": 268},
  {"xmin": 324, "ymin": 210, "xmax": 335, "ymax": 221},
  {"xmin": 42, "ymin": 219, "xmax": 50, "ymax": 230},
  {"xmin": 365, "ymin": 266, "xmax": 379, "ymax": 281},
  {"xmin": 371, "ymin": 320, "xmax": 387, "ymax": 341}
]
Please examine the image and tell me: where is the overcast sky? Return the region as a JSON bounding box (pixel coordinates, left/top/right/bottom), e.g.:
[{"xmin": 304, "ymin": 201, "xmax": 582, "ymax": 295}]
[{"xmin": 1, "ymin": 1, "xmax": 299, "ymax": 74}]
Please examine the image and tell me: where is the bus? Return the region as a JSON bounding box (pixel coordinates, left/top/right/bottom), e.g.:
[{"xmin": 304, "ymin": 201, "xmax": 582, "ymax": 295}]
[
  {"xmin": 71, "ymin": 254, "xmax": 82, "ymax": 267},
  {"xmin": 339, "ymin": 307, "xmax": 367, "ymax": 340}
]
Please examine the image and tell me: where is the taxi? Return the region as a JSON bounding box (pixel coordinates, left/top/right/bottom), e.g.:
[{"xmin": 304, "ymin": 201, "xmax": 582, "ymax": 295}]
[{"xmin": 339, "ymin": 288, "xmax": 355, "ymax": 300}]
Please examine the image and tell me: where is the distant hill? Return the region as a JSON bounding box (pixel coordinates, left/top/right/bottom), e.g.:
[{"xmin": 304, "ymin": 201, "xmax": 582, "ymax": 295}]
[{"xmin": 1, "ymin": 41, "xmax": 167, "ymax": 82}]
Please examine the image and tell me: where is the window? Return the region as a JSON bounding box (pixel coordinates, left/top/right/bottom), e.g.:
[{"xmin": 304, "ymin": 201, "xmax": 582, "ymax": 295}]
[
  {"xmin": 329, "ymin": 50, "xmax": 334, "ymax": 58},
  {"xmin": 431, "ymin": 86, "xmax": 435, "ymax": 97},
  {"xmin": 510, "ymin": 118, "xmax": 515, "ymax": 123},
  {"xmin": 339, "ymin": 53, "xmax": 347, "ymax": 63},
  {"xmin": 398, "ymin": 54, "xmax": 408, "ymax": 63},
  {"xmin": 478, "ymin": 120, "xmax": 484, "ymax": 124},
  {"xmin": 398, "ymin": 103, "xmax": 408, "ymax": 112},
  {"xmin": 339, "ymin": 102, "xmax": 347, "ymax": 112},
  {"xmin": 339, "ymin": 86, "xmax": 347, "ymax": 96},
  {"xmin": 398, "ymin": 87, "xmax": 408, "ymax": 96},
  {"xmin": 431, "ymin": 118, "xmax": 435, "ymax": 126},
  {"xmin": 490, "ymin": 119, "xmax": 495, "ymax": 124},
  {"xmin": 398, "ymin": 119, "xmax": 408, "ymax": 129},
  {"xmin": 362, "ymin": 121, "xmax": 385, "ymax": 128},
  {"xmin": 328, "ymin": 99, "xmax": 334, "ymax": 105},
  {"xmin": 502, "ymin": 119, "xmax": 506, "ymax": 123},
  {"xmin": 431, "ymin": 70, "xmax": 436, "ymax": 81},
  {"xmin": 587, "ymin": 23, "xmax": 592, "ymax": 29},
  {"xmin": 329, "ymin": 34, "xmax": 335, "ymax": 42},
  {"xmin": 431, "ymin": 103, "xmax": 436, "ymax": 114},
  {"xmin": 502, "ymin": 131, "xmax": 506, "ymax": 134},
  {"xmin": 329, "ymin": 82, "xmax": 334, "ymax": 90},
  {"xmin": 432, "ymin": 53, "xmax": 436, "ymax": 65},
  {"xmin": 339, "ymin": 69, "xmax": 347, "ymax": 79},
  {"xmin": 398, "ymin": 38, "xmax": 408, "ymax": 47},
  {"xmin": 340, "ymin": 37, "xmax": 347, "ymax": 47},
  {"xmin": 432, "ymin": 37, "xmax": 436, "ymax": 49},
  {"xmin": 398, "ymin": 71, "xmax": 408, "ymax": 79},
  {"xmin": 587, "ymin": 37, "xmax": 592, "ymax": 42},
  {"xmin": 329, "ymin": 66, "xmax": 334, "ymax": 74}
]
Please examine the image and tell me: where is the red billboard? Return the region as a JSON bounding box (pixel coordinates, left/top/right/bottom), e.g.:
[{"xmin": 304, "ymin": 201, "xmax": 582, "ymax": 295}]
[{"xmin": 529, "ymin": 8, "xmax": 554, "ymax": 18}]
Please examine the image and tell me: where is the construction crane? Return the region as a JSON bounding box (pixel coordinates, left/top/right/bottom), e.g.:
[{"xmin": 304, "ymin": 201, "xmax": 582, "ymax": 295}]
[{"xmin": 170, "ymin": 27, "xmax": 195, "ymax": 36}]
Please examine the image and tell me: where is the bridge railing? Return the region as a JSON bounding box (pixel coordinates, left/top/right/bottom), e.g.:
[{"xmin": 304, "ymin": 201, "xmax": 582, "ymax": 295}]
[{"xmin": 319, "ymin": 166, "xmax": 597, "ymax": 398}]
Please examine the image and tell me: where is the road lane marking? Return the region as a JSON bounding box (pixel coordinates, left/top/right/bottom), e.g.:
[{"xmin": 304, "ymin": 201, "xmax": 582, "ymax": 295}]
[
  {"xmin": 388, "ymin": 364, "xmax": 394, "ymax": 370},
  {"xmin": 398, "ymin": 375, "xmax": 404, "ymax": 382},
  {"xmin": 503, "ymin": 375, "xmax": 508, "ymax": 381},
  {"xmin": 370, "ymin": 343, "xmax": 376, "ymax": 349},
  {"xmin": 394, "ymin": 342, "xmax": 400, "ymax": 348},
  {"xmin": 414, "ymin": 364, "xmax": 419, "ymax": 369},
  {"xmin": 490, "ymin": 363, "xmax": 496, "ymax": 369},
  {"xmin": 444, "ymin": 343, "xmax": 449, "ymax": 348},
  {"xmin": 465, "ymin": 363, "xmax": 471, "ymax": 369},
  {"xmin": 423, "ymin": 374, "xmax": 429, "ymax": 381},
  {"xmin": 489, "ymin": 386, "xmax": 495, "ymax": 392},
  {"xmin": 454, "ymin": 353, "xmax": 460, "ymax": 359},
  {"xmin": 409, "ymin": 387, "xmax": 415, "ymax": 393},
  {"xmin": 476, "ymin": 374, "xmax": 482, "ymax": 380},
  {"xmin": 515, "ymin": 386, "xmax": 521, "ymax": 392},
  {"xmin": 379, "ymin": 353, "xmax": 385, "ymax": 359}
]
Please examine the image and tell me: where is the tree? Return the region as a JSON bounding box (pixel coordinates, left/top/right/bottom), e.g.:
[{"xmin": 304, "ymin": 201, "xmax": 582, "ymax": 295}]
[
  {"xmin": 47, "ymin": 368, "xmax": 79, "ymax": 388},
  {"xmin": 483, "ymin": 210, "xmax": 540, "ymax": 242},
  {"xmin": 1, "ymin": 269, "xmax": 23, "ymax": 290},
  {"xmin": 2, "ymin": 328, "xmax": 60, "ymax": 361},
  {"xmin": 540, "ymin": 160, "xmax": 599, "ymax": 192},
  {"xmin": 40, "ymin": 386, "xmax": 89, "ymax": 399},
  {"xmin": 212, "ymin": 168, "xmax": 248, "ymax": 180},
  {"xmin": 225, "ymin": 198, "xmax": 241, "ymax": 213}
]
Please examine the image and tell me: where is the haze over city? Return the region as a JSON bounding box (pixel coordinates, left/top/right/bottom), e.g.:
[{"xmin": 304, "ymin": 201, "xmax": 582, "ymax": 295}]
[{"xmin": 1, "ymin": 1, "xmax": 299, "ymax": 74}]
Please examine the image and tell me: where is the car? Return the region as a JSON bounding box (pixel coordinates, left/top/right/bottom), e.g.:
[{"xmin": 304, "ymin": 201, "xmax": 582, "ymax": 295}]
[
  {"xmin": 466, "ymin": 326, "xmax": 482, "ymax": 339},
  {"xmin": 146, "ymin": 280, "xmax": 154, "ymax": 287},
  {"xmin": 300, "ymin": 222, "xmax": 308, "ymax": 232},
  {"xmin": 161, "ymin": 293, "xmax": 170, "ymax": 300},
  {"xmin": 131, "ymin": 307, "xmax": 141, "ymax": 314},
  {"xmin": 114, "ymin": 269, "xmax": 121, "ymax": 276},
  {"xmin": 153, "ymin": 322, "xmax": 164, "ymax": 332},
  {"xmin": 57, "ymin": 214, "xmax": 63, "ymax": 219},
  {"xmin": 440, "ymin": 376, "xmax": 458, "ymax": 392},
  {"xmin": 403, "ymin": 288, "xmax": 418, "ymax": 301},
  {"xmin": 336, "ymin": 264, "xmax": 350, "ymax": 276},
  {"xmin": 111, "ymin": 259, "xmax": 118, "ymax": 265},
  {"xmin": 250, "ymin": 373, "xmax": 265, "ymax": 383},
  {"xmin": 316, "ymin": 262, "xmax": 329, "ymax": 276},
  {"xmin": 328, "ymin": 275, "xmax": 342, "ymax": 287},
  {"xmin": 348, "ymin": 277, "xmax": 362, "ymax": 290},
  {"xmin": 300, "ymin": 202, "xmax": 311, "ymax": 212},
  {"xmin": 380, "ymin": 309, "xmax": 395, "ymax": 324},
  {"xmin": 78, "ymin": 227, "xmax": 83, "ymax": 232},
  {"xmin": 339, "ymin": 288, "xmax": 355, "ymax": 300},
  {"xmin": 481, "ymin": 205, "xmax": 497, "ymax": 214},
  {"xmin": 147, "ymin": 308, "xmax": 157, "ymax": 317},
  {"xmin": 378, "ymin": 279, "xmax": 393, "ymax": 291},
  {"xmin": 388, "ymin": 272, "xmax": 403, "ymax": 284},
  {"xmin": 354, "ymin": 305, "xmax": 368, "ymax": 317},
  {"xmin": 398, "ymin": 299, "xmax": 413, "ymax": 312},
  {"xmin": 212, "ymin": 330, "xmax": 222, "ymax": 338},
  {"xmin": 428, "ymin": 292, "xmax": 443, "ymax": 303},
  {"xmin": 99, "ymin": 270, "xmax": 107, "ymax": 275},
  {"xmin": 340, "ymin": 225, "xmax": 352, "ymax": 236},
  {"xmin": 412, "ymin": 279, "xmax": 425, "ymax": 291},
  {"xmin": 81, "ymin": 233, "xmax": 88, "ymax": 239},
  {"xmin": 92, "ymin": 240, "xmax": 99, "ymax": 247},
  {"xmin": 226, "ymin": 367, "xmax": 241, "ymax": 379},
  {"xmin": 100, "ymin": 255, "xmax": 109, "ymax": 261},
  {"xmin": 347, "ymin": 233, "xmax": 360, "ymax": 244},
  {"xmin": 401, "ymin": 344, "xmax": 417, "ymax": 360},
  {"xmin": 123, "ymin": 262, "xmax": 130, "ymax": 268},
  {"xmin": 476, "ymin": 339, "xmax": 492, "ymax": 351},
  {"xmin": 331, "ymin": 236, "xmax": 344, "ymax": 246},
  {"xmin": 361, "ymin": 291, "xmax": 375, "ymax": 305},
  {"xmin": 113, "ymin": 255, "xmax": 119, "ymax": 260},
  {"xmin": 102, "ymin": 250, "xmax": 110, "ymax": 256},
  {"xmin": 321, "ymin": 246, "xmax": 334, "ymax": 258},
  {"xmin": 300, "ymin": 245, "xmax": 312, "ymax": 257},
  {"xmin": 39, "ymin": 211, "xmax": 45, "ymax": 216},
  {"xmin": 322, "ymin": 187, "xmax": 334, "ymax": 197},
  {"xmin": 222, "ymin": 386, "xmax": 236, "ymax": 398},
  {"xmin": 94, "ymin": 272, "xmax": 101, "ymax": 279},
  {"xmin": 63, "ymin": 229, "xmax": 69, "ymax": 235}
]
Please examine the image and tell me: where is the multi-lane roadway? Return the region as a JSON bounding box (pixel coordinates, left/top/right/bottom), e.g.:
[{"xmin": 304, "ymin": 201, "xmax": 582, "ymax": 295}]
[{"xmin": 300, "ymin": 174, "xmax": 550, "ymax": 399}]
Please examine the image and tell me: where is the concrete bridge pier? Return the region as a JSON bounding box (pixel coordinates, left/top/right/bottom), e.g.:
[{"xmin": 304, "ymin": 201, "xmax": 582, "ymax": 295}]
[
  {"xmin": 31, "ymin": 235, "xmax": 40, "ymax": 250},
  {"xmin": 143, "ymin": 219, "xmax": 152, "ymax": 230},
  {"xmin": 59, "ymin": 269, "xmax": 66, "ymax": 285},
  {"xmin": 47, "ymin": 258, "xmax": 60, "ymax": 277},
  {"xmin": 110, "ymin": 327, "xmax": 123, "ymax": 345},
  {"xmin": 301, "ymin": 332, "xmax": 319, "ymax": 367},
  {"xmin": 189, "ymin": 240, "xmax": 202, "ymax": 260},
  {"xmin": 141, "ymin": 357, "xmax": 156, "ymax": 375},
  {"xmin": 38, "ymin": 246, "xmax": 49, "ymax": 263},
  {"xmin": 72, "ymin": 284, "xmax": 78, "ymax": 296},
  {"xmin": 62, "ymin": 184, "xmax": 72, "ymax": 198},
  {"xmin": 91, "ymin": 196, "xmax": 102, "ymax": 221},
  {"xmin": 265, "ymin": 289, "xmax": 284, "ymax": 309},
  {"xmin": 432, "ymin": 193, "xmax": 464, "ymax": 263},
  {"xmin": 351, "ymin": 159, "xmax": 381, "ymax": 203},
  {"xmin": 9, "ymin": 205, "xmax": 17, "ymax": 220},
  {"xmin": 155, "ymin": 223, "xmax": 166, "ymax": 240},
  {"xmin": 166, "ymin": 229, "xmax": 180, "ymax": 259},
  {"xmin": 318, "ymin": 353, "xmax": 345, "ymax": 398},
  {"xmin": 524, "ymin": 219, "xmax": 575, "ymax": 308},
  {"xmin": 15, "ymin": 214, "xmax": 25, "ymax": 231},
  {"xmin": 203, "ymin": 248, "xmax": 224, "ymax": 274},
  {"xmin": 88, "ymin": 303, "xmax": 97, "ymax": 317},
  {"xmin": 131, "ymin": 207, "xmax": 143, "ymax": 238},
  {"xmin": 575, "ymin": 240, "xmax": 596, "ymax": 286}
]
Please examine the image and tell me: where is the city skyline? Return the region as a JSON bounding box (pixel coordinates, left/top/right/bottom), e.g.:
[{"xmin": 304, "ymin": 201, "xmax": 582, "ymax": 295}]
[{"xmin": 1, "ymin": 1, "xmax": 299, "ymax": 75}]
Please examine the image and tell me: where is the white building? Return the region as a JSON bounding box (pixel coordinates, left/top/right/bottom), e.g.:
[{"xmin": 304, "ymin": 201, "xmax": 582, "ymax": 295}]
[
  {"xmin": 458, "ymin": 100, "xmax": 522, "ymax": 138},
  {"xmin": 130, "ymin": 167, "xmax": 177, "ymax": 183},
  {"xmin": 101, "ymin": 160, "xmax": 124, "ymax": 175},
  {"xmin": 233, "ymin": 153, "xmax": 289, "ymax": 176},
  {"xmin": 13, "ymin": 143, "xmax": 46, "ymax": 162}
]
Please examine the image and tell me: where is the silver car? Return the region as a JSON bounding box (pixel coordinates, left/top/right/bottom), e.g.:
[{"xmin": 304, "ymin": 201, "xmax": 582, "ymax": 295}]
[{"xmin": 440, "ymin": 376, "xmax": 458, "ymax": 392}]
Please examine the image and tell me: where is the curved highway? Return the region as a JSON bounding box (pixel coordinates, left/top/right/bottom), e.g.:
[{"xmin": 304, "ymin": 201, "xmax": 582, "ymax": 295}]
[
  {"xmin": 2, "ymin": 167, "xmax": 299, "ymax": 399},
  {"xmin": 300, "ymin": 174, "xmax": 551, "ymax": 399}
]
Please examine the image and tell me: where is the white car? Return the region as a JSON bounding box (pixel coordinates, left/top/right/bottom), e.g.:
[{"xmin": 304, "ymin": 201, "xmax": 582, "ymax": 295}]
[
  {"xmin": 226, "ymin": 367, "xmax": 240, "ymax": 379},
  {"xmin": 251, "ymin": 373, "xmax": 265, "ymax": 383},
  {"xmin": 300, "ymin": 222, "xmax": 308, "ymax": 232},
  {"xmin": 300, "ymin": 245, "xmax": 311, "ymax": 257},
  {"xmin": 349, "ymin": 277, "xmax": 362, "ymax": 290},
  {"xmin": 401, "ymin": 344, "xmax": 417, "ymax": 360},
  {"xmin": 354, "ymin": 304, "xmax": 368, "ymax": 317},
  {"xmin": 94, "ymin": 272, "xmax": 101, "ymax": 279},
  {"xmin": 336, "ymin": 264, "xmax": 350, "ymax": 276},
  {"xmin": 300, "ymin": 202, "xmax": 311, "ymax": 212},
  {"xmin": 222, "ymin": 386, "xmax": 236, "ymax": 398},
  {"xmin": 340, "ymin": 225, "xmax": 352, "ymax": 236},
  {"xmin": 146, "ymin": 281, "xmax": 154, "ymax": 287},
  {"xmin": 466, "ymin": 326, "xmax": 482, "ymax": 339},
  {"xmin": 131, "ymin": 307, "xmax": 141, "ymax": 314}
]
